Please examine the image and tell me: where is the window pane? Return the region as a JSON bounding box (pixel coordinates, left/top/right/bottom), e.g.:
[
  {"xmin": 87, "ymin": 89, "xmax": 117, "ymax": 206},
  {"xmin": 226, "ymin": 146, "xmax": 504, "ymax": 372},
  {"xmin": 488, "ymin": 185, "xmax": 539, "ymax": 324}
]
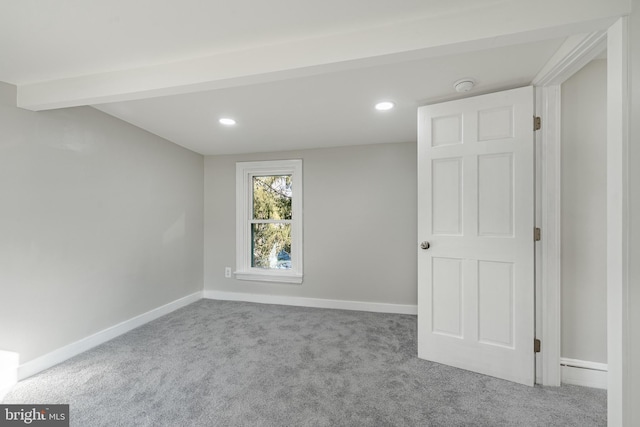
[
  {"xmin": 252, "ymin": 175, "xmax": 292, "ymax": 220},
  {"xmin": 251, "ymin": 223, "xmax": 291, "ymax": 269}
]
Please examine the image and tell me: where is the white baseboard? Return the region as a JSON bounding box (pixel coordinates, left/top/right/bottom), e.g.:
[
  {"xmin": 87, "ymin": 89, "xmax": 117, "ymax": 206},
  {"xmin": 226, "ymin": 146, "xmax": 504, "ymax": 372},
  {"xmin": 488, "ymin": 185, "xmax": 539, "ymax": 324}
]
[
  {"xmin": 204, "ymin": 290, "xmax": 418, "ymax": 315},
  {"xmin": 18, "ymin": 291, "xmax": 203, "ymax": 381},
  {"xmin": 560, "ymin": 357, "xmax": 608, "ymax": 389},
  {"xmin": 0, "ymin": 350, "xmax": 19, "ymax": 402}
]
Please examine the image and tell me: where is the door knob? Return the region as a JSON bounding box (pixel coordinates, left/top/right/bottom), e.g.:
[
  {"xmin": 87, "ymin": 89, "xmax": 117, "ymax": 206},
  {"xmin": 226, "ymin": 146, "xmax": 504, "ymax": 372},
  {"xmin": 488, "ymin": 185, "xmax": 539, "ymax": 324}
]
[{"xmin": 420, "ymin": 241, "xmax": 430, "ymax": 250}]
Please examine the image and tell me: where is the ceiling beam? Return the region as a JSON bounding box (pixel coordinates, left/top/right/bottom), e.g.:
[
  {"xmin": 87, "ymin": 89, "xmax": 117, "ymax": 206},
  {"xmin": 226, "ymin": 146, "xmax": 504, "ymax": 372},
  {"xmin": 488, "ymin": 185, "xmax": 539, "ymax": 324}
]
[{"xmin": 17, "ymin": 0, "xmax": 626, "ymax": 111}]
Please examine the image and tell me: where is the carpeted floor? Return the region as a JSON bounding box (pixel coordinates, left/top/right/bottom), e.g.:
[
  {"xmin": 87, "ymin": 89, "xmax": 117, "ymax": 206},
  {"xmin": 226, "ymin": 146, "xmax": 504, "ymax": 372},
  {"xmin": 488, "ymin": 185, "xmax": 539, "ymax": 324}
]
[{"xmin": 3, "ymin": 299, "xmax": 606, "ymax": 426}]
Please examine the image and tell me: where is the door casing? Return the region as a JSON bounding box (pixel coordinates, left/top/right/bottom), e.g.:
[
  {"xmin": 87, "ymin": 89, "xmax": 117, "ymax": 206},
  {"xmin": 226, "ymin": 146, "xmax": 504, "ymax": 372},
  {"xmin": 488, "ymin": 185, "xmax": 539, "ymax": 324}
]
[{"xmin": 532, "ymin": 19, "xmax": 629, "ymax": 425}]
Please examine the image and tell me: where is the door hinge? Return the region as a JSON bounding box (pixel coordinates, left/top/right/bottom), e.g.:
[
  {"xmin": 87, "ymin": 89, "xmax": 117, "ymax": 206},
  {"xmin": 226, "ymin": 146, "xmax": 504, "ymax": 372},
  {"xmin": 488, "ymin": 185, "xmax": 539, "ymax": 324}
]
[
  {"xmin": 534, "ymin": 338, "xmax": 541, "ymax": 353},
  {"xmin": 534, "ymin": 116, "xmax": 542, "ymax": 131},
  {"xmin": 534, "ymin": 227, "xmax": 541, "ymax": 241}
]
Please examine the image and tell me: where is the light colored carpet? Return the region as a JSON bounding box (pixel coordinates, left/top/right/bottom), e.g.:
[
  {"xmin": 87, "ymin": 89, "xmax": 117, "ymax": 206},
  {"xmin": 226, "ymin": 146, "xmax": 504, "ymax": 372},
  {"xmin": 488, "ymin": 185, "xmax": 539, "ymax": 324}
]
[{"xmin": 3, "ymin": 300, "xmax": 606, "ymax": 426}]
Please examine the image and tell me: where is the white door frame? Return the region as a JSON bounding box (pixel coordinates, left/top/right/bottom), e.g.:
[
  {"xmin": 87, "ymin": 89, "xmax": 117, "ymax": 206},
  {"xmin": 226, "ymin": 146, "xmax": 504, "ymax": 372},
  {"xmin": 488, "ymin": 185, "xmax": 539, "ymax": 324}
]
[
  {"xmin": 532, "ymin": 30, "xmax": 607, "ymax": 386},
  {"xmin": 604, "ymin": 18, "xmax": 629, "ymax": 427},
  {"xmin": 532, "ymin": 18, "xmax": 629, "ymax": 426}
]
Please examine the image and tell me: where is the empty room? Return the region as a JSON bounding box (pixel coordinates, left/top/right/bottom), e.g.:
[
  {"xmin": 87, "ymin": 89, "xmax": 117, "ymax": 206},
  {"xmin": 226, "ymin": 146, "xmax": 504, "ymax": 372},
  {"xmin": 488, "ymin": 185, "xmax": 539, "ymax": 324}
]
[{"xmin": 1, "ymin": 1, "xmax": 638, "ymax": 426}]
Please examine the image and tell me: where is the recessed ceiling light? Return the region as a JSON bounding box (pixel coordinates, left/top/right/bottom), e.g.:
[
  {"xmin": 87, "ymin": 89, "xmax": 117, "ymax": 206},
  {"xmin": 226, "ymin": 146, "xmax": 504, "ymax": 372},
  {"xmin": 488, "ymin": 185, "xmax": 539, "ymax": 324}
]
[
  {"xmin": 219, "ymin": 118, "xmax": 236, "ymax": 126},
  {"xmin": 375, "ymin": 101, "xmax": 395, "ymax": 111}
]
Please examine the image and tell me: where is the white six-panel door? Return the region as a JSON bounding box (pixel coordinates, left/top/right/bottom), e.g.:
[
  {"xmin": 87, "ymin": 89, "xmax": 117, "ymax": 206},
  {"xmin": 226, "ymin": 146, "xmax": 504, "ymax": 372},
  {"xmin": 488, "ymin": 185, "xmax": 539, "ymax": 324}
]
[{"xmin": 417, "ymin": 86, "xmax": 535, "ymax": 386}]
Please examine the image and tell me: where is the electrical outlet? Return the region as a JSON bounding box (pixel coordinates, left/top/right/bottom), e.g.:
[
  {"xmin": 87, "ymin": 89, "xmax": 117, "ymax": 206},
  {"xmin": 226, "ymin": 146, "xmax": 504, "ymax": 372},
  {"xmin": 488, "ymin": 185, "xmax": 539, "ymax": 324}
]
[{"xmin": 224, "ymin": 267, "xmax": 232, "ymax": 278}]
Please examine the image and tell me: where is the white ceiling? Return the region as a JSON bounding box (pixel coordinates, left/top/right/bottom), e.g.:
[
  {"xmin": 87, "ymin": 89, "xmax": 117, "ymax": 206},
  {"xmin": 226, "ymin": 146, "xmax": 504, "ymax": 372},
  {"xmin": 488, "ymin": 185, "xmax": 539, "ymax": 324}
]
[
  {"xmin": 0, "ymin": 0, "xmax": 506, "ymax": 85},
  {"xmin": 94, "ymin": 39, "xmax": 564, "ymax": 155},
  {"xmin": 1, "ymin": 0, "xmax": 622, "ymax": 155}
]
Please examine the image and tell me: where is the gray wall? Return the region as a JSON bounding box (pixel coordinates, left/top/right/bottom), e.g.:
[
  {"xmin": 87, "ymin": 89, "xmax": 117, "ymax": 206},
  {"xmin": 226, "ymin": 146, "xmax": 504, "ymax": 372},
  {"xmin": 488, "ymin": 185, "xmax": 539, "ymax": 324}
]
[
  {"xmin": 628, "ymin": 0, "xmax": 640, "ymax": 423},
  {"xmin": 204, "ymin": 142, "xmax": 417, "ymax": 305},
  {"xmin": 0, "ymin": 82, "xmax": 204, "ymax": 363},
  {"xmin": 560, "ymin": 59, "xmax": 607, "ymax": 363}
]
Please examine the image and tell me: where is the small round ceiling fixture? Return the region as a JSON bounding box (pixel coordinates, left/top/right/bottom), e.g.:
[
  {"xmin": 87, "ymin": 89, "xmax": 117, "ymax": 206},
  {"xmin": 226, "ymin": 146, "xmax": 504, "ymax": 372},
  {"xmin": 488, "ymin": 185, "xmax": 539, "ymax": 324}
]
[
  {"xmin": 219, "ymin": 117, "xmax": 237, "ymax": 126},
  {"xmin": 375, "ymin": 101, "xmax": 395, "ymax": 111},
  {"xmin": 454, "ymin": 79, "xmax": 475, "ymax": 93}
]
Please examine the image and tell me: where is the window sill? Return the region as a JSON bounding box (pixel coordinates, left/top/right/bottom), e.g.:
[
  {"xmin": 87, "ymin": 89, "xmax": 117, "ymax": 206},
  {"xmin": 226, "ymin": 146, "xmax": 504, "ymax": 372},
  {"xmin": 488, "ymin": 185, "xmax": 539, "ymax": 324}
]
[{"xmin": 234, "ymin": 271, "xmax": 303, "ymax": 284}]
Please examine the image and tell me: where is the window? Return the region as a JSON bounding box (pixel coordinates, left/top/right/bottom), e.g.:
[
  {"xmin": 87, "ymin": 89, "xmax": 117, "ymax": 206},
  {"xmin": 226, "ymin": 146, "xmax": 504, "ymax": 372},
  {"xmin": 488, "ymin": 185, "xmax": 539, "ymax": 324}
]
[{"xmin": 235, "ymin": 159, "xmax": 303, "ymax": 283}]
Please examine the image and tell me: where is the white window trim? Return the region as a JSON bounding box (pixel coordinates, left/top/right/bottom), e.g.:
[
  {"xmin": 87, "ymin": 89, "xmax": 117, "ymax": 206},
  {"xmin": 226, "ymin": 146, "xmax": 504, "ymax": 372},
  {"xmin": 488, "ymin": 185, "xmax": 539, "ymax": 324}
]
[{"xmin": 235, "ymin": 159, "xmax": 303, "ymax": 284}]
